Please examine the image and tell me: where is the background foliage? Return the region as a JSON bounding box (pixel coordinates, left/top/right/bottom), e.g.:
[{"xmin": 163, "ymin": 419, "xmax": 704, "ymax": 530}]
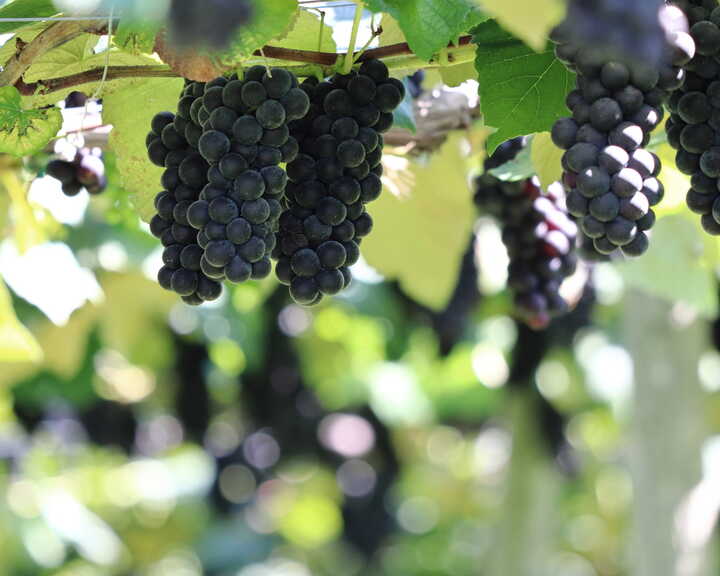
[{"xmin": 0, "ymin": 1, "xmax": 719, "ymax": 575}]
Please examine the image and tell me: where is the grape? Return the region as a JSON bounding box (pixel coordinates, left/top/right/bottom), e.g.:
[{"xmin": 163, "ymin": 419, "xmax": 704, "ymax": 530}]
[
  {"xmin": 678, "ymin": 91, "xmax": 711, "ymax": 123},
  {"xmin": 621, "ymin": 231, "xmax": 650, "ymax": 256},
  {"xmin": 590, "ymin": 97, "xmax": 623, "ymax": 131},
  {"xmin": 551, "ymin": 118, "xmax": 579, "ymax": 149},
  {"xmin": 199, "ymin": 130, "xmax": 231, "ymax": 162},
  {"xmin": 256, "ymin": 100, "xmax": 286, "ymax": 129}
]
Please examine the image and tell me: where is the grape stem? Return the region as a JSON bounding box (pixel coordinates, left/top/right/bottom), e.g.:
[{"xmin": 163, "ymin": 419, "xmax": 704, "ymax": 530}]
[{"xmin": 343, "ymin": 2, "xmax": 364, "ymax": 74}]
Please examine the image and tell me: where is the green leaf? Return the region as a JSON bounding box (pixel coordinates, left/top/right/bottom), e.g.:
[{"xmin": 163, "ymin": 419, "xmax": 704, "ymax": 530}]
[
  {"xmin": 362, "ymin": 134, "xmax": 476, "ymax": 310},
  {"xmin": 114, "ymin": 19, "xmax": 162, "ymax": 55},
  {"xmin": 103, "ymin": 77, "xmax": 185, "ymax": 222},
  {"xmin": 488, "ymin": 135, "xmax": 534, "ymax": 181},
  {"xmin": 530, "ymin": 131, "xmax": 563, "ymax": 188},
  {"xmin": 0, "ymin": 86, "xmax": 61, "ymax": 156},
  {"xmin": 364, "ymin": 0, "xmax": 478, "ymax": 60},
  {"xmin": 0, "ymin": 0, "xmax": 56, "ymax": 35},
  {"xmin": 473, "ymin": 20, "xmax": 574, "ymax": 153},
  {"xmin": 24, "ymin": 34, "xmax": 157, "ymax": 82},
  {"xmin": 393, "ymin": 78, "xmax": 416, "ymax": 133},
  {"xmin": 475, "ymin": 0, "xmax": 565, "ymax": 51},
  {"xmin": 439, "ymin": 61, "xmax": 477, "ymax": 86},
  {"xmin": 220, "ymin": 0, "xmax": 298, "ymax": 61},
  {"xmin": 0, "ymin": 21, "xmax": 45, "ymax": 66},
  {"xmin": 0, "ymin": 279, "xmax": 42, "ymax": 364},
  {"xmin": 616, "ymin": 214, "xmax": 718, "ymax": 317},
  {"xmin": 269, "ymin": 8, "xmax": 336, "ymax": 53}
]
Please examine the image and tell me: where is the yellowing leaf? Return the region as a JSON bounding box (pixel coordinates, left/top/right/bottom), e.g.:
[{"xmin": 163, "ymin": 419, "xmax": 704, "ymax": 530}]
[
  {"xmin": 0, "ymin": 86, "xmax": 61, "ymax": 156},
  {"xmin": 104, "ymin": 77, "xmax": 185, "ymax": 222},
  {"xmin": 440, "ymin": 61, "xmax": 478, "ymax": 86},
  {"xmin": 476, "ymin": 0, "xmax": 565, "ymax": 51},
  {"xmin": 362, "ymin": 133, "xmax": 476, "ymax": 310},
  {"xmin": 379, "ymin": 14, "xmax": 407, "ymax": 47},
  {"xmin": 0, "ymin": 279, "xmax": 42, "ymax": 364},
  {"xmin": 530, "ymin": 132, "xmax": 563, "ymax": 189},
  {"xmin": 1, "ymin": 170, "xmax": 47, "ymax": 252}
]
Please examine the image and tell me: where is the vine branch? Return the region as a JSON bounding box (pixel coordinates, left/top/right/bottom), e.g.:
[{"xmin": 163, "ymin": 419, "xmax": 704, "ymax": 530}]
[
  {"xmin": 16, "ymin": 66, "xmax": 176, "ymax": 96},
  {"xmin": 3, "ymin": 16, "xmax": 474, "ymax": 96}
]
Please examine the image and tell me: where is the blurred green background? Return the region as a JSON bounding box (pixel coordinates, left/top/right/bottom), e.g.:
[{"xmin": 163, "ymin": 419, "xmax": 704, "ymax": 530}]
[{"xmin": 2, "ymin": 133, "xmax": 720, "ymax": 576}]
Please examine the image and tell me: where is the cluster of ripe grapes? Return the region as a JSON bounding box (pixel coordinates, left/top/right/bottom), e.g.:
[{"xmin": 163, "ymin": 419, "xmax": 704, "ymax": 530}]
[
  {"xmin": 475, "ymin": 139, "xmax": 578, "ymax": 329},
  {"xmin": 550, "ymin": 3, "xmax": 693, "ymax": 257},
  {"xmin": 277, "ymin": 59, "xmax": 403, "ymax": 305},
  {"xmin": 145, "ymin": 60, "xmax": 401, "ymax": 306},
  {"xmin": 666, "ymin": 0, "xmax": 720, "ymax": 233},
  {"xmin": 46, "ymin": 149, "xmax": 106, "ymax": 197}
]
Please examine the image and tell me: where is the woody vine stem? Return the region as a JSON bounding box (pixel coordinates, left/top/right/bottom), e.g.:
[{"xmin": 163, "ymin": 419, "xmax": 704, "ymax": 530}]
[{"xmin": 4, "ymin": 19, "xmax": 476, "ymax": 97}]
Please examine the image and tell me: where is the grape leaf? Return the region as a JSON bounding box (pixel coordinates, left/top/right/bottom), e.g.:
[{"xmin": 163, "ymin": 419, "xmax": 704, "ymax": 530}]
[
  {"xmin": 0, "ymin": 279, "xmax": 42, "ymax": 364},
  {"xmin": 0, "ymin": 21, "xmax": 45, "ymax": 68},
  {"xmin": 0, "ymin": 0, "xmax": 56, "ymax": 35},
  {"xmin": 103, "ymin": 77, "xmax": 185, "ymax": 222},
  {"xmin": 616, "ymin": 214, "xmax": 717, "ymax": 317},
  {"xmin": 114, "ymin": 19, "xmax": 162, "ymax": 55},
  {"xmin": 269, "ymin": 8, "xmax": 336, "ymax": 53},
  {"xmin": 0, "ymin": 86, "xmax": 61, "ymax": 156},
  {"xmin": 362, "ymin": 134, "xmax": 476, "ymax": 310},
  {"xmin": 24, "ymin": 34, "xmax": 158, "ymax": 82},
  {"xmin": 221, "ymin": 0, "xmax": 298, "ymax": 61},
  {"xmin": 473, "ymin": 20, "xmax": 574, "ymax": 153},
  {"xmin": 440, "ymin": 62, "xmax": 477, "ymax": 86},
  {"xmin": 364, "ymin": 0, "xmax": 480, "ymax": 60},
  {"xmin": 476, "ymin": 0, "xmax": 565, "ymax": 51},
  {"xmin": 530, "ymin": 131, "xmax": 563, "ymax": 188},
  {"xmin": 378, "ymin": 14, "xmax": 406, "ymax": 47}
]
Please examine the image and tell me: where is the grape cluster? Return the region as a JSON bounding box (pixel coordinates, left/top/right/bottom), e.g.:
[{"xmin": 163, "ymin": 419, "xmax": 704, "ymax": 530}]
[
  {"xmin": 146, "ymin": 81, "xmax": 223, "ymax": 305},
  {"xmin": 46, "ymin": 149, "xmax": 106, "ymax": 196},
  {"xmin": 551, "ymin": 4, "xmax": 691, "ymax": 257},
  {"xmin": 555, "ymin": 0, "xmax": 667, "ymax": 69},
  {"xmin": 276, "ymin": 59, "xmax": 402, "ymax": 305},
  {"xmin": 666, "ymin": 1, "xmax": 720, "ymax": 235},
  {"xmin": 168, "ymin": 0, "xmax": 253, "ymax": 49},
  {"xmin": 185, "ymin": 67, "xmax": 308, "ymax": 285},
  {"xmin": 475, "ymin": 139, "xmax": 578, "ymax": 329}
]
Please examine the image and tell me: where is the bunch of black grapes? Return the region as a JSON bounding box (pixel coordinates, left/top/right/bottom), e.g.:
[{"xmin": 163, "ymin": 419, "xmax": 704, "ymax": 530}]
[
  {"xmin": 665, "ymin": 1, "xmax": 720, "ymax": 235},
  {"xmin": 276, "ymin": 58, "xmax": 403, "ymax": 305},
  {"xmin": 475, "ymin": 139, "xmax": 578, "ymax": 329},
  {"xmin": 46, "ymin": 149, "xmax": 106, "ymax": 196},
  {"xmin": 551, "ymin": 3, "xmax": 693, "ymax": 257},
  {"xmin": 554, "ymin": 0, "xmax": 667, "ymax": 69},
  {"xmin": 146, "ymin": 80, "xmax": 223, "ymax": 305},
  {"xmin": 186, "ymin": 67, "xmax": 309, "ymax": 284},
  {"xmin": 167, "ymin": 0, "xmax": 253, "ymax": 49}
]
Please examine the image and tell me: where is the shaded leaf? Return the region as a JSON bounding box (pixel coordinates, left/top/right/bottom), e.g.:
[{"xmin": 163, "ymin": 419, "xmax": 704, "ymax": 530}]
[{"xmin": 362, "ymin": 133, "xmax": 476, "ymax": 310}]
